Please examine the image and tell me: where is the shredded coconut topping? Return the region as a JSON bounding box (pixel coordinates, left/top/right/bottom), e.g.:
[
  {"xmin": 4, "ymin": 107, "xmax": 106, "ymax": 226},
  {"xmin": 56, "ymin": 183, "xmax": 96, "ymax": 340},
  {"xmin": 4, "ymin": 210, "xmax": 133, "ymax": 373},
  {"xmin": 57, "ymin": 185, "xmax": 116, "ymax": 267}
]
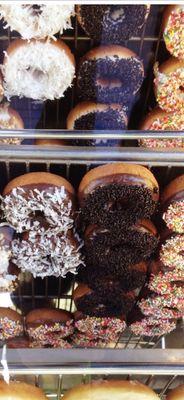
[
  {"xmin": 1, "ymin": 186, "xmax": 74, "ymax": 233},
  {"xmin": 0, "ymin": 4, "xmax": 74, "ymax": 39},
  {"xmin": 163, "ymin": 200, "xmax": 184, "ymax": 233},
  {"xmin": 160, "ymin": 234, "xmax": 184, "ymax": 270}
]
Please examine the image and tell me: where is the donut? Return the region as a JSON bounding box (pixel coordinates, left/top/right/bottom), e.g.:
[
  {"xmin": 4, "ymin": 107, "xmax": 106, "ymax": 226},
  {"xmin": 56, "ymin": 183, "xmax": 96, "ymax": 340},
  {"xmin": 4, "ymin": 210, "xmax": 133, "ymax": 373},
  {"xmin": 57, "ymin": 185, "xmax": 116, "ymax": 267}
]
[
  {"xmin": 77, "ymin": 46, "xmax": 144, "ymax": 104},
  {"xmin": 160, "ymin": 234, "xmax": 184, "ymax": 270},
  {"xmin": 0, "ymin": 104, "xmax": 24, "ymax": 145},
  {"xmin": 139, "ymin": 107, "xmax": 184, "ymax": 149},
  {"xmin": 12, "ymin": 228, "xmax": 83, "ymax": 278},
  {"xmin": 78, "ymin": 163, "xmax": 159, "ymax": 230},
  {"xmin": 0, "ymin": 4, "xmax": 74, "ymax": 39},
  {"xmin": 149, "ymin": 269, "xmax": 184, "ymax": 297},
  {"xmin": 154, "ymin": 58, "xmax": 184, "ymax": 113},
  {"xmin": 0, "ymin": 307, "xmax": 23, "ymax": 340},
  {"xmin": 2, "ymin": 39, "xmax": 75, "ymax": 101},
  {"xmin": 162, "ymin": 5, "xmax": 184, "ymax": 60},
  {"xmin": 71, "ymin": 332, "xmax": 107, "ymax": 348},
  {"xmin": 139, "ymin": 291, "xmax": 183, "ymax": 319},
  {"xmin": 167, "ymin": 385, "xmax": 184, "ymax": 400},
  {"xmin": 74, "ymin": 311, "xmax": 126, "ymax": 342},
  {"xmin": 35, "ymin": 138, "xmax": 67, "ymax": 146},
  {"xmin": 62, "ymin": 380, "xmax": 160, "ymax": 400},
  {"xmin": 0, "ymin": 225, "xmax": 19, "ymax": 292},
  {"xmin": 130, "ymin": 315, "xmax": 176, "ymax": 337},
  {"xmin": 77, "ymin": 5, "xmax": 150, "ymax": 43},
  {"xmin": 67, "ymin": 101, "xmax": 128, "ymax": 146},
  {"xmin": 161, "ymin": 174, "xmax": 184, "ymax": 233},
  {"xmin": 1, "ymin": 172, "xmax": 75, "ymax": 233},
  {"xmin": 26, "ymin": 308, "xmax": 74, "ymax": 347},
  {"xmin": 30, "ymin": 338, "xmax": 72, "ymax": 349},
  {"xmin": 0, "ymin": 380, "xmax": 47, "ymax": 400},
  {"xmin": 84, "ymin": 219, "xmax": 158, "ymax": 268},
  {"xmin": 73, "ymin": 283, "xmax": 135, "ymax": 317},
  {"xmin": 6, "ymin": 335, "xmax": 30, "ymax": 348}
]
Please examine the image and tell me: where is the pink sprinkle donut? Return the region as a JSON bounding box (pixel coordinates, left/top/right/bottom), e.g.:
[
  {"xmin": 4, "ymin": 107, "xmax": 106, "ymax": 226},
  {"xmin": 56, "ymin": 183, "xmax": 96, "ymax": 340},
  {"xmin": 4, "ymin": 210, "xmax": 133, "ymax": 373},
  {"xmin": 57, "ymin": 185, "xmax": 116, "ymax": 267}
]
[
  {"xmin": 160, "ymin": 234, "xmax": 184, "ymax": 270},
  {"xmin": 163, "ymin": 201, "xmax": 184, "ymax": 233},
  {"xmin": 75, "ymin": 315, "xmax": 126, "ymax": 341},
  {"xmin": 130, "ymin": 316, "xmax": 176, "ymax": 336},
  {"xmin": 149, "ymin": 269, "xmax": 184, "ymax": 297},
  {"xmin": 139, "ymin": 294, "xmax": 183, "ymax": 319}
]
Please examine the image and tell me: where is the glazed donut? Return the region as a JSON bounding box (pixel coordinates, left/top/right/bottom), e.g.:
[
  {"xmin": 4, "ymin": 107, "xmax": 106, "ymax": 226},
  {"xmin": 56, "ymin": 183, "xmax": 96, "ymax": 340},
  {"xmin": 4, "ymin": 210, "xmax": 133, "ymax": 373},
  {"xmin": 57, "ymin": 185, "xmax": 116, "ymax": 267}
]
[
  {"xmin": 26, "ymin": 308, "xmax": 74, "ymax": 347},
  {"xmin": 77, "ymin": 5, "xmax": 150, "ymax": 43},
  {"xmin": 84, "ymin": 219, "xmax": 158, "ymax": 269},
  {"xmin": 0, "ymin": 104, "xmax": 24, "ymax": 145},
  {"xmin": 139, "ymin": 290, "xmax": 183, "ymax": 319},
  {"xmin": 1, "ymin": 172, "xmax": 75, "ymax": 233},
  {"xmin": 160, "ymin": 234, "xmax": 184, "ymax": 270},
  {"xmin": 149, "ymin": 269, "xmax": 184, "ymax": 297},
  {"xmin": 161, "ymin": 174, "xmax": 184, "ymax": 233},
  {"xmin": 73, "ymin": 283, "xmax": 135, "ymax": 317},
  {"xmin": 12, "ymin": 228, "xmax": 83, "ymax": 278},
  {"xmin": 0, "ymin": 380, "xmax": 47, "ymax": 400},
  {"xmin": 2, "ymin": 39, "xmax": 75, "ymax": 101},
  {"xmin": 74, "ymin": 311, "xmax": 126, "ymax": 342},
  {"xmin": 78, "ymin": 163, "xmax": 159, "ymax": 229},
  {"xmin": 162, "ymin": 5, "xmax": 184, "ymax": 60},
  {"xmin": 77, "ymin": 46, "xmax": 144, "ymax": 104},
  {"xmin": 62, "ymin": 380, "xmax": 160, "ymax": 400},
  {"xmin": 77, "ymin": 261, "xmax": 147, "ymax": 293},
  {"xmin": 154, "ymin": 58, "xmax": 184, "ymax": 113},
  {"xmin": 167, "ymin": 385, "xmax": 184, "ymax": 400},
  {"xmin": 67, "ymin": 101, "xmax": 128, "ymax": 146},
  {"xmin": 0, "ymin": 307, "xmax": 23, "ymax": 340},
  {"xmin": 0, "ymin": 4, "xmax": 74, "ymax": 39},
  {"xmin": 139, "ymin": 107, "xmax": 184, "ymax": 149},
  {"xmin": 129, "ymin": 307, "xmax": 176, "ymax": 337}
]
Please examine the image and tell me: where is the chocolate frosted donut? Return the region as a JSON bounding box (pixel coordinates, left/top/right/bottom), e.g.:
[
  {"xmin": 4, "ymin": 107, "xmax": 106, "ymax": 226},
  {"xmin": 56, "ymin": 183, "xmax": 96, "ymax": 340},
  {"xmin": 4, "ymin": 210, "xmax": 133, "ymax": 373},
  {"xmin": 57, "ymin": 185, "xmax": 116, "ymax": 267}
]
[
  {"xmin": 67, "ymin": 102, "xmax": 128, "ymax": 146},
  {"xmin": 162, "ymin": 5, "xmax": 184, "ymax": 60},
  {"xmin": 1, "ymin": 172, "xmax": 75, "ymax": 233},
  {"xmin": 73, "ymin": 283, "xmax": 135, "ymax": 317},
  {"xmin": 0, "ymin": 307, "xmax": 23, "ymax": 340},
  {"xmin": 26, "ymin": 308, "xmax": 74, "ymax": 347},
  {"xmin": 78, "ymin": 163, "xmax": 159, "ymax": 230},
  {"xmin": 77, "ymin": 5, "xmax": 150, "ymax": 43},
  {"xmin": 161, "ymin": 174, "xmax": 184, "ymax": 233},
  {"xmin": 77, "ymin": 46, "xmax": 144, "ymax": 104},
  {"xmin": 78, "ymin": 261, "xmax": 147, "ymax": 293}
]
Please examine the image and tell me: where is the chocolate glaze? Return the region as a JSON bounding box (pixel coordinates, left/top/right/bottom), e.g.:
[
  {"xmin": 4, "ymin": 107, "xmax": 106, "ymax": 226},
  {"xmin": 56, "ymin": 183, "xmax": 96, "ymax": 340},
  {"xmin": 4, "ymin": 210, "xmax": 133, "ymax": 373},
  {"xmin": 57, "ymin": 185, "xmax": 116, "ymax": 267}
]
[{"xmin": 6, "ymin": 183, "xmax": 73, "ymax": 202}]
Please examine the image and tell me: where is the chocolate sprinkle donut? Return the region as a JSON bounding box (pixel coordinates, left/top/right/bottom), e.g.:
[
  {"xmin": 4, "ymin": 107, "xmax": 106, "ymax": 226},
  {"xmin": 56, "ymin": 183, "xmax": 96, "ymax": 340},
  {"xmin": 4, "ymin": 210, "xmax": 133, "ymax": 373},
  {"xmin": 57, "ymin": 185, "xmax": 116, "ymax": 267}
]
[
  {"xmin": 80, "ymin": 184, "xmax": 158, "ymax": 230},
  {"xmin": 78, "ymin": 57, "xmax": 144, "ymax": 104},
  {"xmin": 77, "ymin": 5, "xmax": 149, "ymax": 43}
]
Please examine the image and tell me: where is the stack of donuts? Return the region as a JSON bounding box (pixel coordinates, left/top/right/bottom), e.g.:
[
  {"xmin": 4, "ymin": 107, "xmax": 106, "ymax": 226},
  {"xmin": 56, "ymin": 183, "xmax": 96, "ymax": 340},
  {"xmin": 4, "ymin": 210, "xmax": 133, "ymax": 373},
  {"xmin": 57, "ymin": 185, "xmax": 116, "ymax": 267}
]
[
  {"xmin": 140, "ymin": 5, "xmax": 184, "ymax": 149},
  {"xmin": 73, "ymin": 162, "xmax": 161, "ymax": 346},
  {"xmin": 0, "ymin": 172, "xmax": 83, "ymax": 281},
  {"xmin": 67, "ymin": 5, "xmax": 148, "ymax": 145},
  {"xmin": 129, "ymin": 174, "xmax": 184, "ymax": 337}
]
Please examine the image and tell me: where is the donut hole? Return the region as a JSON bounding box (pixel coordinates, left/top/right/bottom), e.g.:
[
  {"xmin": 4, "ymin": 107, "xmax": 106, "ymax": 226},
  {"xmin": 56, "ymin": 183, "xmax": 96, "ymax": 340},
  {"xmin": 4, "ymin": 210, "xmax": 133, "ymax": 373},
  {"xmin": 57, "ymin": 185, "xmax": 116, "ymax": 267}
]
[{"xmin": 25, "ymin": 67, "xmax": 45, "ymax": 81}]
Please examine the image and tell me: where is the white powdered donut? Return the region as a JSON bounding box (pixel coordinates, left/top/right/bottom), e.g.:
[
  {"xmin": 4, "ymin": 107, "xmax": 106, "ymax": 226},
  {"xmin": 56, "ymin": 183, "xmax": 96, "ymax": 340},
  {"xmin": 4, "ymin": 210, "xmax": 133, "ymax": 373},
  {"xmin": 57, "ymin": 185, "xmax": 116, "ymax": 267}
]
[
  {"xmin": 0, "ymin": 4, "xmax": 74, "ymax": 40},
  {"xmin": 2, "ymin": 39, "xmax": 75, "ymax": 101}
]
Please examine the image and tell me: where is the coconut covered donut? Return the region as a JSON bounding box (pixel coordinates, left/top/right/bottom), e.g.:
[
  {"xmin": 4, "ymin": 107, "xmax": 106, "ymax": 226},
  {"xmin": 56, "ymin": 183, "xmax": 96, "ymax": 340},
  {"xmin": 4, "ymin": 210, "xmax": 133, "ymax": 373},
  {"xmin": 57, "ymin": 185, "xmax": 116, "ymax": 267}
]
[
  {"xmin": 77, "ymin": 46, "xmax": 144, "ymax": 104},
  {"xmin": 84, "ymin": 219, "xmax": 158, "ymax": 269},
  {"xmin": 160, "ymin": 234, "xmax": 184, "ymax": 270},
  {"xmin": 2, "ymin": 39, "xmax": 75, "ymax": 101},
  {"xmin": 139, "ymin": 107, "xmax": 184, "ymax": 149},
  {"xmin": 62, "ymin": 380, "xmax": 160, "ymax": 400},
  {"xmin": 26, "ymin": 308, "xmax": 74, "ymax": 347},
  {"xmin": 149, "ymin": 269, "xmax": 184, "ymax": 297},
  {"xmin": 77, "ymin": 5, "xmax": 150, "ymax": 43},
  {"xmin": 75, "ymin": 311, "xmax": 126, "ymax": 342},
  {"xmin": 163, "ymin": 5, "xmax": 184, "ymax": 60},
  {"xmin": 0, "ymin": 4, "xmax": 74, "ymax": 40},
  {"xmin": 78, "ymin": 163, "xmax": 159, "ymax": 230},
  {"xmin": 0, "ymin": 225, "xmax": 20, "ymax": 292},
  {"xmin": 0, "ymin": 307, "xmax": 23, "ymax": 340},
  {"xmin": 154, "ymin": 58, "xmax": 184, "ymax": 113},
  {"xmin": 67, "ymin": 101, "xmax": 128, "ymax": 146},
  {"xmin": 12, "ymin": 228, "xmax": 83, "ymax": 278},
  {"xmin": 1, "ymin": 172, "xmax": 76, "ymax": 233},
  {"xmin": 73, "ymin": 283, "xmax": 135, "ymax": 317},
  {"xmin": 128, "ymin": 307, "xmax": 176, "ymax": 337},
  {"xmin": 161, "ymin": 175, "xmax": 184, "ymax": 233},
  {"xmin": 0, "ymin": 103, "xmax": 24, "ymax": 145}
]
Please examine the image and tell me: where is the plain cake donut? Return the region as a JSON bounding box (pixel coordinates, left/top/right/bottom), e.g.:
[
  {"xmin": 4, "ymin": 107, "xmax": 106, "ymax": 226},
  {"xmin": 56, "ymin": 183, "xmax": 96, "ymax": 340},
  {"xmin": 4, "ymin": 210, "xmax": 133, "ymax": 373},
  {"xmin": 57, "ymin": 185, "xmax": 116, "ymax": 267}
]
[
  {"xmin": 0, "ymin": 380, "xmax": 47, "ymax": 399},
  {"xmin": 2, "ymin": 38, "xmax": 75, "ymax": 101}
]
